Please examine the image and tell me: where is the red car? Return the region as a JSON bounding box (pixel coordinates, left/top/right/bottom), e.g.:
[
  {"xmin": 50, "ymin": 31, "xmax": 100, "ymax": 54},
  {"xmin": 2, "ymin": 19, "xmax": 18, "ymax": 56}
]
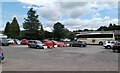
[
  {"xmin": 43, "ymin": 40, "xmax": 55, "ymax": 49},
  {"xmin": 52, "ymin": 41, "xmax": 67, "ymax": 47},
  {"xmin": 21, "ymin": 39, "xmax": 29, "ymax": 45}
]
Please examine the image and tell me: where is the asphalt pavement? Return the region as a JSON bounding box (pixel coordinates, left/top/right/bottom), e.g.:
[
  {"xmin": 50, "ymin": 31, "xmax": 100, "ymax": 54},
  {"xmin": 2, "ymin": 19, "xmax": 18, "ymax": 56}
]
[{"xmin": 1, "ymin": 45, "xmax": 118, "ymax": 71}]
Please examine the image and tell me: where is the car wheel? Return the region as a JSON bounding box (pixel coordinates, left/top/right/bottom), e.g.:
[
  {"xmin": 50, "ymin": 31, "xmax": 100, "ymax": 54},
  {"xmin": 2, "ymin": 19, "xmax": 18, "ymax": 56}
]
[
  {"xmin": 99, "ymin": 42, "xmax": 103, "ymax": 45},
  {"xmin": 112, "ymin": 49, "xmax": 116, "ymax": 52},
  {"xmin": 69, "ymin": 44, "xmax": 73, "ymax": 47},
  {"xmin": 28, "ymin": 45, "xmax": 31, "ymax": 48},
  {"xmin": 81, "ymin": 45, "xmax": 83, "ymax": 47},
  {"xmin": 117, "ymin": 50, "xmax": 120, "ymax": 53},
  {"xmin": 107, "ymin": 45, "xmax": 111, "ymax": 49},
  {"xmin": 36, "ymin": 46, "xmax": 40, "ymax": 49},
  {"xmin": 2, "ymin": 57, "xmax": 4, "ymax": 60}
]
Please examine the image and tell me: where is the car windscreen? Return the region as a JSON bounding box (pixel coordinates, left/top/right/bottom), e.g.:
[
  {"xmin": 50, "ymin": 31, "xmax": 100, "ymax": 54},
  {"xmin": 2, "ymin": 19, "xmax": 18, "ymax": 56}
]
[
  {"xmin": 36, "ymin": 41, "xmax": 42, "ymax": 44},
  {"xmin": 117, "ymin": 42, "xmax": 120, "ymax": 45}
]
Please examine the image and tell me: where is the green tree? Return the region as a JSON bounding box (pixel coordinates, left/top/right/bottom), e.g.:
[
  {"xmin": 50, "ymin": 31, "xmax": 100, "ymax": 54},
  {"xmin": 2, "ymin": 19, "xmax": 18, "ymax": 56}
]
[
  {"xmin": 83, "ymin": 29, "xmax": 89, "ymax": 31},
  {"xmin": 23, "ymin": 8, "xmax": 43, "ymax": 40},
  {"xmin": 68, "ymin": 31, "xmax": 76, "ymax": 40},
  {"xmin": 9, "ymin": 17, "xmax": 20, "ymax": 39},
  {"xmin": 44, "ymin": 31, "xmax": 54, "ymax": 39},
  {"xmin": 3, "ymin": 22, "xmax": 11, "ymax": 38},
  {"xmin": 97, "ymin": 26, "xmax": 108, "ymax": 31},
  {"xmin": 53, "ymin": 22, "xmax": 65, "ymax": 39},
  {"xmin": 108, "ymin": 23, "xmax": 113, "ymax": 30}
]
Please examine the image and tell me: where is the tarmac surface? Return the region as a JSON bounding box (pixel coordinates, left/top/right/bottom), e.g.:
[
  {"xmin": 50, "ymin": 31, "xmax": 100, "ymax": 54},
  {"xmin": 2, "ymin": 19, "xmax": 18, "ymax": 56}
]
[{"xmin": 1, "ymin": 45, "xmax": 119, "ymax": 71}]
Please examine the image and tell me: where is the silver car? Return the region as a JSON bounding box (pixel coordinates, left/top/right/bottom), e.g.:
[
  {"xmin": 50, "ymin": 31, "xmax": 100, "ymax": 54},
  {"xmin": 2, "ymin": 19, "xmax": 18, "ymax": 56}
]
[{"xmin": 28, "ymin": 40, "xmax": 47, "ymax": 49}]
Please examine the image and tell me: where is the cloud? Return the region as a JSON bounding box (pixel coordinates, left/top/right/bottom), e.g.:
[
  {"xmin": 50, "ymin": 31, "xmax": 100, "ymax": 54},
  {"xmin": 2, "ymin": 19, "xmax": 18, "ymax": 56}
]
[
  {"xmin": 93, "ymin": 13, "xmax": 101, "ymax": 18},
  {"xmin": 22, "ymin": 5, "xmax": 39, "ymax": 10},
  {"xmin": 39, "ymin": 6, "xmax": 62, "ymax": 21},
  {"xmin": 62, "ymin": 16, "xmax": 118, "ymax": 31},
  {"xmin": 68, "ymin": 4, "xmax": 92, "ymax": 18},
  {"xmin": 44, "ymin": 27, "xmax": 53, "ymax": 32},
  {"xmin": 16, "ymin": 0, "xmax": 118, "ymax": 31}
]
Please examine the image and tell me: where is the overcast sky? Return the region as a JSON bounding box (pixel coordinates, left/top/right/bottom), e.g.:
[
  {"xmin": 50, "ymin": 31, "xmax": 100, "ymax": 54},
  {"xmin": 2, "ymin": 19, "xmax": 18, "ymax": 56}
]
[{"xmin": 0, "ymin": 0, "xmax": 119, "ymax": 32}]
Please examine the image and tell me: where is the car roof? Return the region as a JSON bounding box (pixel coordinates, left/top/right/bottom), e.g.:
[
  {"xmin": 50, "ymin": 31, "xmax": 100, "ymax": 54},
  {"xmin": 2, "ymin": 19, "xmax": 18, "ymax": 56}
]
[{"xmin": 29, "ymin": 40, "xmax": 41, "ymax": 42}]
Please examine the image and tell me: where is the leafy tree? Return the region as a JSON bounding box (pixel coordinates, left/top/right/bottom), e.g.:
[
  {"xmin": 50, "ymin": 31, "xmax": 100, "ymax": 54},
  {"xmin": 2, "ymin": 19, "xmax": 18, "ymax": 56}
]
[
  {"xmin": 83, "ymin": 29, "xmax": 89, "ymax": 31},
  {"xmin": 9, "ymin": 17, "xmax": 20, "ymax": 39},
  {"xmin": 38, "ymin": 24, "xmax": 45, "ymax": 40},
  {"xmin": 68, "ymin": 31, "xmax": 76, "ymax": 40},
  {"xmin": 53, "ymin": 22, "xmax": 65, "ymax": 40},
  {"xmin": 3, "ymin": 22, "xmax": 11, "ymax": 38},
  {"xmin": 44, "ymin": 31, "xmax": 54, "ymax": 39},
  {"xmin": 97, "ymin": 26, "xmax": 108, "ymax": 31},
  {"xmin": 23, "ymin": 8, "xmax": 43, "ymax": 40},
  {"xmin": 108, "ymin": 23, "xmax": 113, "ymax": 30}
]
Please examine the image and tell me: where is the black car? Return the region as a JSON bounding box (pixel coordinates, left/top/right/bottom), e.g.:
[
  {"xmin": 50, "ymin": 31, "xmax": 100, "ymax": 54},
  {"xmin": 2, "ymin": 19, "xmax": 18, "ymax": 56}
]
[
  {"xmin": 112, "ymin": 42, "xmax": 120, "ymax": 53},
  {"xmin": 69, "ymin": 41, "xmax": 87, "ymax": 47}
]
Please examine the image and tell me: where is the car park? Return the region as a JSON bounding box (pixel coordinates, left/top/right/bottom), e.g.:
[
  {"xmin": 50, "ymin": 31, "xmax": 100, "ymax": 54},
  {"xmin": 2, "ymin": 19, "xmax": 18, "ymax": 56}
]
[
  {"xmin": 28, "ymin": 40, "xmax": 47, "ymax": 49},
  {"xmin": 112, "ymin": 42, "xmax": 120, "ymax": 53},
  {"xmin": 0, "ymin": 47, "xmax": 4, "ymax": 61},
  {"xmin": 69, "ymin": 40, "xmax": 87, "ymax": 47},
  {"xmin": 103, "ymin": 40, "xmax": 118, "ymax": 49}
]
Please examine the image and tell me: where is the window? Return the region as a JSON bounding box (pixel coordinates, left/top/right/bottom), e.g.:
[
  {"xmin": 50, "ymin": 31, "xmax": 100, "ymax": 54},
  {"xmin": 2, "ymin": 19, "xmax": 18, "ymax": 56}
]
[{"xmin": 77, "ymin": 34, "xmax": 113, "ymax": 38}]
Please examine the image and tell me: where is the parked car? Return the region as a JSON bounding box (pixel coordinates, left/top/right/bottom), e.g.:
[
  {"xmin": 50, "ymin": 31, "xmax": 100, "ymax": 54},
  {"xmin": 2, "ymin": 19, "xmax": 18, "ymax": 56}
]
[
  {"xmin": 43, "ymin": 40, "xmax": 57, "ymax": 49},
  {"xmin": 112, "ymin": 42, "xmax": 120, "ymax": 53},
  {"xmin": 69, "ymin": 40, "xmax": 87, "ymax": 47},
  {"xmin": 52, "ymin": 40, "xmax": 67, "ymax": 47},
  {"xmin": 103, "ymin": 40, "xmax": 118, "ymax": 49},
  {"xmin": 60, "ymin": 38, "xmax": 71, "ymax": 42},
  {"xmin": 7, "ymin": 39, "xmax": 16, "ymax": 45},
  {"xmin": 0, "ymin": 47, "xmax": 4, "ymax": 61},
  {"xmin": 0, "ymin": 39, "xmax": 9, "ymax": 46},
  {"xmin": 28, "ymin": 40, "xmax": 47, "ymax": 49},
  {"xmin": 13, "ymin": 39, "xmax": 21, "ymax": 44},
  {"xmin": 21, "ymin": 39, "xmax": 29, "ymax": 45}
]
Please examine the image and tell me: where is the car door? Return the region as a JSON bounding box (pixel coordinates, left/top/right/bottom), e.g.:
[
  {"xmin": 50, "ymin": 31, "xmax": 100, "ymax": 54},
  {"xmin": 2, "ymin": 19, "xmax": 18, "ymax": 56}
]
[{"xmin": 30, "ymin": 41, "xmax": 35, "ymax": 47}]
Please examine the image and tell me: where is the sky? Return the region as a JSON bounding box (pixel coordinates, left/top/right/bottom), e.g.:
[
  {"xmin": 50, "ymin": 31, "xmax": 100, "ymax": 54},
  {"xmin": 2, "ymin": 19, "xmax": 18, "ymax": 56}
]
[{"xmin": 0, "ymin": 0, "xmax": 119, "ymax": 32}]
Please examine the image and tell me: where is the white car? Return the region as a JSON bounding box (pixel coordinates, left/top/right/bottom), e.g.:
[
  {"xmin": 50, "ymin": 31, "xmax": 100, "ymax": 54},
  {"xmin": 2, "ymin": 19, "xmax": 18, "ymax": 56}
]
[
  {"xmin": 7, "ymin": 39, "xmax": 15, "ymax": 44},
  {"xmin": 28, "ymin": 40, "xmax": 47, "ymax": 49},
  {"xmin": 14, "ymin": 39, "xmax": 21, "ymax": 44},
  {"xmin": 103, "ymin": 40, "xmax": 118, "ymax": 49}
]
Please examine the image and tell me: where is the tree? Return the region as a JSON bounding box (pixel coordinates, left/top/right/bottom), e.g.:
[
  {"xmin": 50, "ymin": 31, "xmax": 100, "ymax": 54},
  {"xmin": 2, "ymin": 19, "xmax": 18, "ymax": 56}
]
[
  {"xmin": 68, "ymin": 31, "xmax": 76, "ymax": 40},
  {"xmin": 97, "ymin": 26, "xmax": 108, "ymax": 31},
  {"xmin": 53, "ymin": 22, "xmax": 65, "ymax": 40},
  {"xmin": 108, "ymin": 23, "xmax": 113, "ymax": 30},
  {"xmin": 9, "ymin": 17, "xmax": 20, "ymax": 39},
  {"xmin": 3, "ymin": 22, "xmax": 11, "ymax": 38},
  {"xmin": 23, "ymin": 8, "xmax": 43, "ymax": 40},
  {"xmin": 83, "ymin": 29, "xmax": 89, "ymax": 31},
  {"xmin": 44, "ymin": 31, "xmax": 54, "ymax": 39}
]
